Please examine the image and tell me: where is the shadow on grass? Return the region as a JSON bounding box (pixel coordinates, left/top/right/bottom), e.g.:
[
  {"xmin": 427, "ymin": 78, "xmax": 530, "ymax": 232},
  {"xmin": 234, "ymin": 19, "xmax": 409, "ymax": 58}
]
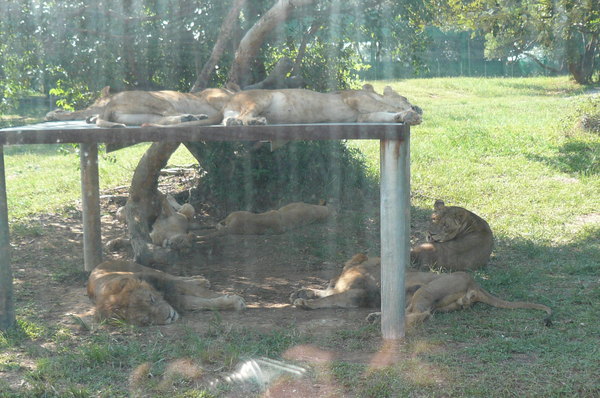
[
  {"xmin": 486, "ymin": 225, "xmax": 600, "ymax": 296},
  {"xmin": 527, "ymin": 139, "xmax": 600, "ymax": 176}
]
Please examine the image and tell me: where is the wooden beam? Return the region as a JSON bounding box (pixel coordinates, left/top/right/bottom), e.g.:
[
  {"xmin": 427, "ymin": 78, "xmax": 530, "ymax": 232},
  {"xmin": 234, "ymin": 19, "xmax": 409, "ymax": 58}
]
[
  {"xmin": 80, "ymin": 143, "xmax": 103, "ymax": 271},
  {"xmin": 380, "ymin": 134, "xmax": 411, "ymax": 340},
  {"xmin": 0, "ymin": 122, "xmax": 409, "ymax": 145},
  {"xmin": 0, "ymin": 145, "xmax": 15, "ymax": 330}
]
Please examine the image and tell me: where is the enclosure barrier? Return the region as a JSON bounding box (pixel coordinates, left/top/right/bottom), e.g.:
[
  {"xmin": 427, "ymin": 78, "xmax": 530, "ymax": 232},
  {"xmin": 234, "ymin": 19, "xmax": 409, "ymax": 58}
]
[{"xmin": 0, "ymin": 121, "xmax": 410, "ymax": 340}]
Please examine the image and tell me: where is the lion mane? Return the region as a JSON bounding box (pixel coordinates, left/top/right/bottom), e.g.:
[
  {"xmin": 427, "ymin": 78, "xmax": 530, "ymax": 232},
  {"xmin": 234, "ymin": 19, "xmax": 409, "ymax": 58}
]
[{"xmin": 87, "ymin": 260, "xmax": 245, "ymax": 326}]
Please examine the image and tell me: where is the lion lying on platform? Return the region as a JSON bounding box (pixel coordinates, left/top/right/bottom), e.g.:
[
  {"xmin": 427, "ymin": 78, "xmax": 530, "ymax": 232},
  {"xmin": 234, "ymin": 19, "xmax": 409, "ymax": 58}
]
[
  {"xmin": 211, "ymin": 201, "xmax": 334, "ymax": 236},
  {"xmin": 291, "ymin": 254, "xmax": 551, "ymax": 327},
  {"xmin": 411, "ymin": 200, "xmax": 494, "ymax": 271},
  {"xmin": 45, "ymin": 86, "xmax": 114, "ymax": 122},
  {"xmin": 222, "ymin": 84, "xmax": 422, "ymax": 126},
  {"xmin": 46, "ymin": 84, "xmax": 421, "ymax": 132},
  {"xmin": 87, "ymin": 260, "xmax": 245, "ymax": 326},
  {"xmin": 46, "ymin": 86, "xmax": 235, "ymax": 127}
]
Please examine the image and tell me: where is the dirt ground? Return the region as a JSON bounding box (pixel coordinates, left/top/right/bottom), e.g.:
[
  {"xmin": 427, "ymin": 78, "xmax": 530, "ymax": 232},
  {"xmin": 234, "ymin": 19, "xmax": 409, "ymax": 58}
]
[{"xmin": 7, "ymin": 169, "xmax": 426, "ymax": 395}]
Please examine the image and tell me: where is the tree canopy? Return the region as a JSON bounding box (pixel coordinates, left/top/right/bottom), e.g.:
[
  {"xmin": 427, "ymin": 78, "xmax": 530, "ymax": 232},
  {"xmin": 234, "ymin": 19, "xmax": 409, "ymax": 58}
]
[
  {"xmin": 0, "ymin": 0, "xmax": 432, "ymax": 108},
  {"xmin": 0, "ymin": 0, "xmax": 597, "ymax": 113},
  {"xmin": 434, "ymin": 0, "xmax": 599, "ymax": 84}
]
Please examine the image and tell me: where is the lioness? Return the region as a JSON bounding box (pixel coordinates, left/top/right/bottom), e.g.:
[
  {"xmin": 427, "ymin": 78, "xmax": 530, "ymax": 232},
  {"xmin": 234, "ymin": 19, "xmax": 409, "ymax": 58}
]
[
  {"xmin": 411, "ymin": 200, "xmax": 494, "ymax": 271},
  {"xmin": 222, "ymin": 84, "xmax": 423, "ymax": 126},
  {"xmin": 87, "ymin": 260, "xmax": 246, "ymax": 326},
  {"xmin": 213, "ymin": 201, "xmax": 334, "ymax": 236},
  {"xmin": 291, "ymin": 254, "xmax": 551, "ymax": 327},
  {"xmin": 45, "ymin": 86, "xmax": 114, "ymax": 121},
  {"xmin": 45, "ymin": 86, "xmax": 235, "ymax": 127}
]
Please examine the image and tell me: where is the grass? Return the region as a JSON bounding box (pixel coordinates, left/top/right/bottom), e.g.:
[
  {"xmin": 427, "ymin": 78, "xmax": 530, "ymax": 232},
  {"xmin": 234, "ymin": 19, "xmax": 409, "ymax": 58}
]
[
  {"xmin": 4, "ymin": 144, "xmax": 197, "ymax": 222},
  {"xmin": 1, "ymin": 76, "xmax": 599, "ymax": 396}
]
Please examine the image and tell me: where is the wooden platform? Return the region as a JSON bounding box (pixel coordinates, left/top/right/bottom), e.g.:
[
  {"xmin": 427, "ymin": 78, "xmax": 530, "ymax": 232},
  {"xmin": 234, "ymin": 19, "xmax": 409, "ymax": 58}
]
[{"xmin": 0, "ymin": 121, "xmax": 411, "ymax": 339}]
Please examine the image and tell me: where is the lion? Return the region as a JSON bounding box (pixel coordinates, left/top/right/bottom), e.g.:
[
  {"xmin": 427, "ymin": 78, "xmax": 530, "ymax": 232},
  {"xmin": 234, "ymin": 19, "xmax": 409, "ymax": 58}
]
[
  {"xmin": 410, "ymin": 200, "xmax": 494, "ymax": 271},
  {"xmin": 222, "ymin": 84, "xmax": 423, "ymax": 126},
  {"xmin": 291, "ymin": 254, "xmax": 551, "ymax": 327},
  {"xmin": 46, "ymin": 84, "xmax": 421, "ymax": 132},
  {"xmin": 45, "ymin": 86, "xmax": 235, "ymax": 127},
  {"xmin": 212, "ymin": 201, "xmax": 334, "ymax": 236},
  {"xmin": 110, "ymin": 196, "xmax": 196, "ymax": 252},
  {"xmin": 149, "ymin": 199, "xmax": 196, "ymax": 251},
  {"xmin": 45, "ymin": 86, "xmax": 115, "ymax": 121},
  {"xmin": 87, "ymin": 260, "xmax": 246, "ymax": 326}
]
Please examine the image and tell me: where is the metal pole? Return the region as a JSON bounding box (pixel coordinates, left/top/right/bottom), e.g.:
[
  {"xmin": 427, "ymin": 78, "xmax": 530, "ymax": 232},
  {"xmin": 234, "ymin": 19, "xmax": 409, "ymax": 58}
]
[
  {"xmin": 0, "ymin": 145, "xmax": 15, "ymax": 330},
  {"xmin": 379, "ymin": 133, "xmax": 410, "ymax": 340},
  {"xmin": 80, "ymin": 143, "xmax": 103, "ymax": 271}
]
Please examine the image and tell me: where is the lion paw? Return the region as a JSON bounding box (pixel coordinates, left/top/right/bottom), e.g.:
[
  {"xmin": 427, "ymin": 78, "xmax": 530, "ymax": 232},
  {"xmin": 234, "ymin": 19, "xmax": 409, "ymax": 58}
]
[
  {"xmin": 289, "ymin": 289, "xmax": 315, "ymax": 303},
  {"xmin": 164, "ymin": 233, "xmax": 194, "ymax": 251},
  {"xmin": 247, "ymin": 117, "xmax": 267, "ymax": 125},
  {"xmin": 292, "ymin": 298, "xmax": 311, "ymax": 309},
  {"xmin": 181, "ymin": 114, "xmax": 208, "ymax": 122},
  {"xmin": 395, "ymin": 110, "xmax": 422, "ymax": 125},
  {"xmin": 365, "ymin": 312, "xmax": 381, "ymax": 323},
  {"xmin": 225, "ymin": 117, "xmax": 244, "ymax": 126}
]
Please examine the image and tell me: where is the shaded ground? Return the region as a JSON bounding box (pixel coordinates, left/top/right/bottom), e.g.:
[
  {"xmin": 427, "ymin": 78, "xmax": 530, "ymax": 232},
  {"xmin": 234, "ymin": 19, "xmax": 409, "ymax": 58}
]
[{"xmin": 6, "ymin": 169, "xmax": 431, "ymax": 396}]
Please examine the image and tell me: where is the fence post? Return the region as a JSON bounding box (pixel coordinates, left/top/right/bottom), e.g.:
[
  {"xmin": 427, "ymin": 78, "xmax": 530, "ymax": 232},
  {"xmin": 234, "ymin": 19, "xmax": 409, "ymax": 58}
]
[
  {"xmin": 0, "ymin": 145, "xmax": 15, "ymax": 330},
  {"xmin": 80, "ymin": 143, "xmax": 103, "ymax": 271},
  {"xmin": 379, "ymin": 132, "xmax": 410, "ymax": 340}
]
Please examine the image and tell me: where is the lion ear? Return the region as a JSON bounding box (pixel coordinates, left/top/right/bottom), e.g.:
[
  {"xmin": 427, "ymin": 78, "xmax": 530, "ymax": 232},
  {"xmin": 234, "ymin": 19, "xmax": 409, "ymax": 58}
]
[
  {"xmin": 383, "ymin": 86, "xmax": 400, "ymax": 97},
  {"xmin": 434, "ymin": 200, "xmax": 445, "ymax": 211},
  {"xmin": 100, "ymin": 86, "xmax": 111, "ymax": 98},
  {"xmin": 362, "ymin": 84, "xmax": 375, "ymax": 92},
  {"xmin": 226, "ymin": 82, "xmax": 241, "ymax": 92}
]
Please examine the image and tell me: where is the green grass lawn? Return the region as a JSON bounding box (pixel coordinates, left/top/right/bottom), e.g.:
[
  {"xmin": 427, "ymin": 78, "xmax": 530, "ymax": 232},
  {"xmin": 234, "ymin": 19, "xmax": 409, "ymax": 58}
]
[{"xmin": 1, "ymin": 76, "xmax": 599, "ymax": 397}]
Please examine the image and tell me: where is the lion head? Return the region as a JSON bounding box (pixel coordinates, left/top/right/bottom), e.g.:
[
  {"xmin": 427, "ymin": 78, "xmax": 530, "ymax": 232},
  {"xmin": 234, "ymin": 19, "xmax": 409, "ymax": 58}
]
[
  {"xmin": 96, "ymin": 277, "xmax": 179, "ymax": 326},
  {"xmin": 426, "ymin": 200, "xmax": 478, "ymax": 243},
  {"xmin": 412, "ymin": 199, "xmax": 494, "ymax": 271}
]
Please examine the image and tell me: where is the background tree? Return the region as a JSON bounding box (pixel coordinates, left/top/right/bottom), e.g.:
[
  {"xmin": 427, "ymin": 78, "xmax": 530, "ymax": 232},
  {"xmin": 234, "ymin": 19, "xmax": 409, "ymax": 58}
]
[{"xmin": 434, "ymin": 0, "xmax": 599, "ymax": 84}]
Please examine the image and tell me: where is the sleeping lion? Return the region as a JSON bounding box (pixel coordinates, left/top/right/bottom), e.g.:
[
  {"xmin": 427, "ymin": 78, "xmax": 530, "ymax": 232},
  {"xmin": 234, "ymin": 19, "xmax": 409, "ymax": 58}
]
[
  {"xmin": 222, "ymin": 84, "xmax": 422, "ymax": 126},
  {"xmin": 291, "ymin": 254, "xmax": 551, "ymax": 327},
  {"xmin": 211, "ymin": 201, "xmax": 334, "ymax": 236},
  {"xmin": 87, "ymin": 260, "xmax": 245, "ymax": 326},
  {"xmin": 46, "ymin": 86, "xmax": 234, "ymax": 128},
  {"xmin": 47, "ymin": 84, "xmax": 421, "ymax": 129}
]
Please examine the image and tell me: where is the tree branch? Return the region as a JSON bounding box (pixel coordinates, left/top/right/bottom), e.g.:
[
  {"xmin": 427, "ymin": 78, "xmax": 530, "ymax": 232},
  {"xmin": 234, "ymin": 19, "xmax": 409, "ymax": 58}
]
[
  {"xmin": 227, "ymin": 0, "xmax": 317, "ymax": 88},
  {"xmin": 125, "ymin": 142, "xmax": 182, "ymax": 266},
  {"xmin": 190, "ymin": 0, "xmax": 248, "ymax": 92},
  {"xmin": 522, "ymin": 52, "xmax": 564, "ymax": 74}
]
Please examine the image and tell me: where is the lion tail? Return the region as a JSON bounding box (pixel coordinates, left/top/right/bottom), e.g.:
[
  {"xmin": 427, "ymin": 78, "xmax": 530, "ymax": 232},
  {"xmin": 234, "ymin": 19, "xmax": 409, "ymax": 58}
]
[{"xmin": 473, "ymin": 287, "xmax": 552, "ymax": 321}]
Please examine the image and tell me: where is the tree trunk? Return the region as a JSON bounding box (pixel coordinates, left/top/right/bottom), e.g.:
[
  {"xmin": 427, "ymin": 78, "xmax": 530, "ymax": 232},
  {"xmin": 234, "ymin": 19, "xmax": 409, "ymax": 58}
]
[
  {"xmin": 291, "ymin": 20, "xmax": 321, "ymax": 76},
  {"xmin": 125, "ymin": 141, "xmax": 181, "ymax": 265},
  {"xmin": 227, "ymin": 0, "xmax": 316, "ymax": 88},
  {"xmin": 568, "ymin": 34, "xmax": 599, "ymax": 84},
  {"xmin": 190, "ymin": 0, "xmax": 248, "ymax": 92},
  {"xmin": 242, "ymin": 57, "xmax": 301, "ymax": 90}
]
